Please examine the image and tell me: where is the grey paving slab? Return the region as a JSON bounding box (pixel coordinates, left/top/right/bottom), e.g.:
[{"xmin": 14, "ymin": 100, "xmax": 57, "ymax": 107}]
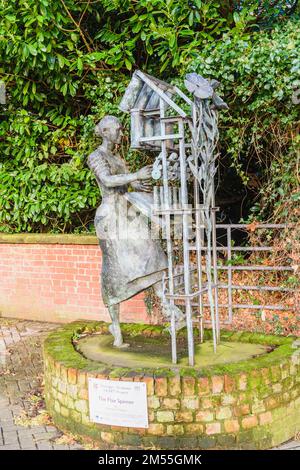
[
  {"xmin": 0, "ymin": 318, "xmax": 83, "ymax": 451},
  {"xmin": 52, "ymin": 444, "xmax": 71, "ymax": 450},
  {"xmin": 0, "ymin": 444, "xmax": 21, "ymax": 450},
  {"xmin": 37, "ymin": 442, "xmax": 54, "ymax": 450},
  {"xmin": 19, "ymin": 439, "xmax": 37, "ymax": 449},
  {"xmin": 276, "ymin": 440, "xmax": 300, "ymax": 450}
]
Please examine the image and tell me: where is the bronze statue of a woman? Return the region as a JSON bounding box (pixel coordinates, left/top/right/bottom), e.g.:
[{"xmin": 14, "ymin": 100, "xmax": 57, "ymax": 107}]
[{"xmin": 88, "ymin": 115, "xmax": 171, "ymax": 348}]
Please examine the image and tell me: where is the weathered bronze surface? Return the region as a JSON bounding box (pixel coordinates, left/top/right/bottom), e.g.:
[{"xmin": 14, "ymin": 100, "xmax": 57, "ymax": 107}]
[{"xmin": 88, "ymin": 115, "xmax": 168, "ymax": 347}]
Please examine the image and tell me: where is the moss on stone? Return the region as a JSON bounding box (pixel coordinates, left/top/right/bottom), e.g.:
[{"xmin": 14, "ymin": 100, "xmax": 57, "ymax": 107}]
[
  {"xmin": 43, "ymin": 321, "xmax": 300, "ymax": 450},
  {"xmin": 0, "ymin": 233, "xmax": 98, "ymax": 245},
  {"xmin": 44, "ymin": 320, "xmax": 297, "ymax": 378}
]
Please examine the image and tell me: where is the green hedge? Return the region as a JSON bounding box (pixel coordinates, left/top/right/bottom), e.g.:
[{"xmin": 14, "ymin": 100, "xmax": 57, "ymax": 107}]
[
  {"xmin": 0, "ymin": 1, "xmax": 299, "ymax": 232},
  {"xmin": 189, "ymin": 19, "xmax": 300, "ymax": 223}
]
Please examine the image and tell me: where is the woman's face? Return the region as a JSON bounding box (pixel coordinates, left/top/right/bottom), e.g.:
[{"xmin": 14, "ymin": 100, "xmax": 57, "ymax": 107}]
[
  {"xmin": 95, "ymin": 121, "xmax": 123, "ymax": 144},
  {"xmin": 110, "ymin": 123, "xmax": 123, "ymax": 144}
]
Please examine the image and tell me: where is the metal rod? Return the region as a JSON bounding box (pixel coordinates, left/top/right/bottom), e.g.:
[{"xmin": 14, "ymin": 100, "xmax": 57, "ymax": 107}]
[
  {"xmin": 192, "ymin": 102, "xmax": 204, "ymax": 344},
  {"xmin": 164, "ymin": 263, "xmax": 294, "ymax": 276},
  {"xmin": 153, "ymin": 208, "xmax": 194, "ymax": 215},
  {"xmin": 159, "ymin": 98, "xmax": 177, "ymax": 365},
  {"xmin": 211, "ymin": 182, "xmax": 220, "ymax": 343},
  {"xmin": 135, "ymin": 71, "xmax": 188, "ymax": 118},
  {"xmin": 153, "ymin": 205, "xmax": 217, "ymax": 215},
  {"xmin": 214, "ymin": 223, "xmax": 292, "ymax": 229},
  {"xmin": 141, "ymin": 108, "xmax": 160, "ymax": 116},
  {"xmin": 178, "ymin": 118, "xmax": 195, "ymax": 366},
  {"xmin": 188, "ymin": 246, "xmax": 279, "ymax": 252},
  {"xmin": 195, "ymin": 206, "xmax": 204, "ymax": 344},
  {"xmin": 217, "ymin": 266, "xmax": 294, "ymax": 272},
  {"xmin": 191, "ymin": 303, "xmax": 295, "ymax": 312},
  {"xmin": 139, "ymin": 134, "xmax": 182, "ymax": 143},
  {"xmin": 165, "ymin": 284, "xmax": 218, "ymax": 300},
  {"xmin": 218, "ymin": 284, "xmax": 297, "ymax": 293},
  {"xmin": 227, "ymin": 227, "xmax": 233, "ymax": 323},
  {"xmin": 198, "ymin": 101, "xmax": 217, "ymax": 354},
  {"xmin": 174, "ymin": 85, "xmax": 193, "ymax": 106},
  {"xmin": 160, "ymin": 116, "xmax": 188, "ymax": 123},
  {"xmin": 164, "ymin": 267, "xmax": 198, "ymax": 281}
]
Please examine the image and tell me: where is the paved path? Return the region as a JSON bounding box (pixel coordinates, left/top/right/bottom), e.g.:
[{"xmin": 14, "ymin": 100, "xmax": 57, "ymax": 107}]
[
  {"xmin": 0, "ymin": 317, "xmax": 299, "ymax": 450},
  {"xmin": 0, "ymin": 318, "xmax": 83, "ymax": 450},
  {"xmin": 275, "ymin": 440, "xmax": 300, "ymax": 450}
]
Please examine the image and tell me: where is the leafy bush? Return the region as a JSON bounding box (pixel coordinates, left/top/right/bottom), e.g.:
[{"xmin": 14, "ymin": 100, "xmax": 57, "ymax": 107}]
[
  {"xmin": 0, "ymin": 0, "xmax": 298, "ymax": 232},
  {"xmin": 187, "ymin": 18, "xmax": 300, "ymax": 223},
  {"xmin": 0, "ymin": 73, "xmax": 129, "ymax": 232}
]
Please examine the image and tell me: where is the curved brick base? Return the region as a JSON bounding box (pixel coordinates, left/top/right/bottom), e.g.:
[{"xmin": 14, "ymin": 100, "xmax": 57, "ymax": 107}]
[{"xmin": 43, "ymin": 322, "xmax": 300, "ymax": 449}]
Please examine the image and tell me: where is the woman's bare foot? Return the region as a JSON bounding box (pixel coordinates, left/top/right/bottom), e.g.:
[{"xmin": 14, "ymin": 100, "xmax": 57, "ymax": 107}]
[
  {"xmin": 109, "ymin": 324, "xmax": 130, "ymax": 349},
  {"xmin": 113, "ymin": 341, "xmax": 130, "ymax": 349}
]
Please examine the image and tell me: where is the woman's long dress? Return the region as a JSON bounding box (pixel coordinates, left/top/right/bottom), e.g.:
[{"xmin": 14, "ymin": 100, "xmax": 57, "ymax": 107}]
[{"xmin": 88, "ymin": 147, "xmax": 168, "ymax": 307}]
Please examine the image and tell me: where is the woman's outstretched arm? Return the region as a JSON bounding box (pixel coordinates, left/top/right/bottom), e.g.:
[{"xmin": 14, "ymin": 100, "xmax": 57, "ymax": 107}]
[{"xmin": 88, "ymin": 151, "xmax": 152, "ymax": 188}]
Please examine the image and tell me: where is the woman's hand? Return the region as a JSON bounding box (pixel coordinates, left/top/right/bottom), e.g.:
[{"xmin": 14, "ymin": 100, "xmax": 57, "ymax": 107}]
[
  {"xmin": 136, "ymin": 165, "xmax": 153, "ymax": 181},
  {"xmin": 131, "ymin": 181, "xmax": 152, "ymax": 192}
]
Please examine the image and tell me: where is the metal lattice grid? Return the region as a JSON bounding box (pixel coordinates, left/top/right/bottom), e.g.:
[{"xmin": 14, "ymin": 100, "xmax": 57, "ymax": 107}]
[{"xmin": 120, "ymin": 71, "xmax": 230, "ymax": 366}]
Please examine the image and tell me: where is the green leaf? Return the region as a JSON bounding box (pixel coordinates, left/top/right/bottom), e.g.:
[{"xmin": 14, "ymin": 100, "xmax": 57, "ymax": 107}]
[
  {"xmin": 57, "ymin": 54, "xmax": 66, "ymax": 68},
  {"xmin": 125, "ymin": 58, "xmax": 132, "ymax": 70},
  {"xmin": 77, "ymin": 57, "xmax": 83, "ymax": 72},
  {"xmin": 28, "ymin": 44, "xmax": 38, "ymax": 56},
  {"xmin": 233, "ymin": 12, "xmax": 240, "ymax": 24}
]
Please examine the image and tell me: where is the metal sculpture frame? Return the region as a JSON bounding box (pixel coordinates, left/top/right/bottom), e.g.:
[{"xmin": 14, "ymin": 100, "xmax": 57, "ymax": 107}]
[{"xmin": 120, "ymin": 71, "xmax": 228, "ymax": 366}]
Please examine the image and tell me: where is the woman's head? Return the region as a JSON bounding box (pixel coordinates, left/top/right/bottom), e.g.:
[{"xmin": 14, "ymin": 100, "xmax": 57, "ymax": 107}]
[{"xmin": 95, "ymin": 115, "xmax": 123, "ymax": 144}]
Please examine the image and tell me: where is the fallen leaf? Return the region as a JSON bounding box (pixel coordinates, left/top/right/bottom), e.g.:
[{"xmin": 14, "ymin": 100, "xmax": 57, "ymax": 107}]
[{"xmin": 247, "ymin": 221, "xmax": 259, "ymax": 232}]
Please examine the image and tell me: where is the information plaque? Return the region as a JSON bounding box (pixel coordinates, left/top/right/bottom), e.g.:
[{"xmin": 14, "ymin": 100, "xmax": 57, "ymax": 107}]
[{"xmin": 88, "ymin": 378, "xmax": 149, "ymax": 428}]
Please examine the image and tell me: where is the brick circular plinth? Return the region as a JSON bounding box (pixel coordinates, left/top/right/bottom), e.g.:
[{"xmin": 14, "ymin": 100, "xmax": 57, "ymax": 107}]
[{"xmin": 43, "ymin": 322, "xmax": 300, "ymax": 449}]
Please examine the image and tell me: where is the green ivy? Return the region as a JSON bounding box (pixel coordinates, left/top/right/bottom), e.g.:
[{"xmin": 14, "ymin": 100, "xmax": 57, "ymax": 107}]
[
  {"xmin": 0, "ymin": 1, "xmax": 298, "ymax": 232},
  {"xmin": 188, "ymin": 18, "xmax": 300, "ymax": 223}
]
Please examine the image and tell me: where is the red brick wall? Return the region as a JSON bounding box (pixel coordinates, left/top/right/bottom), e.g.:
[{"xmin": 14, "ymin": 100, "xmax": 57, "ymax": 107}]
[{"xmin": 0, "ymin": 236, "xmax": 150, "ymax": 324}]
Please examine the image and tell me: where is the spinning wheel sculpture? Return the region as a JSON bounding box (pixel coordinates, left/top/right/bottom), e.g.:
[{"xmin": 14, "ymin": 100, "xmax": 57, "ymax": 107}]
[{"xmin": 119, "ymin": 71, "xmax": 228, "ymax": 366}]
